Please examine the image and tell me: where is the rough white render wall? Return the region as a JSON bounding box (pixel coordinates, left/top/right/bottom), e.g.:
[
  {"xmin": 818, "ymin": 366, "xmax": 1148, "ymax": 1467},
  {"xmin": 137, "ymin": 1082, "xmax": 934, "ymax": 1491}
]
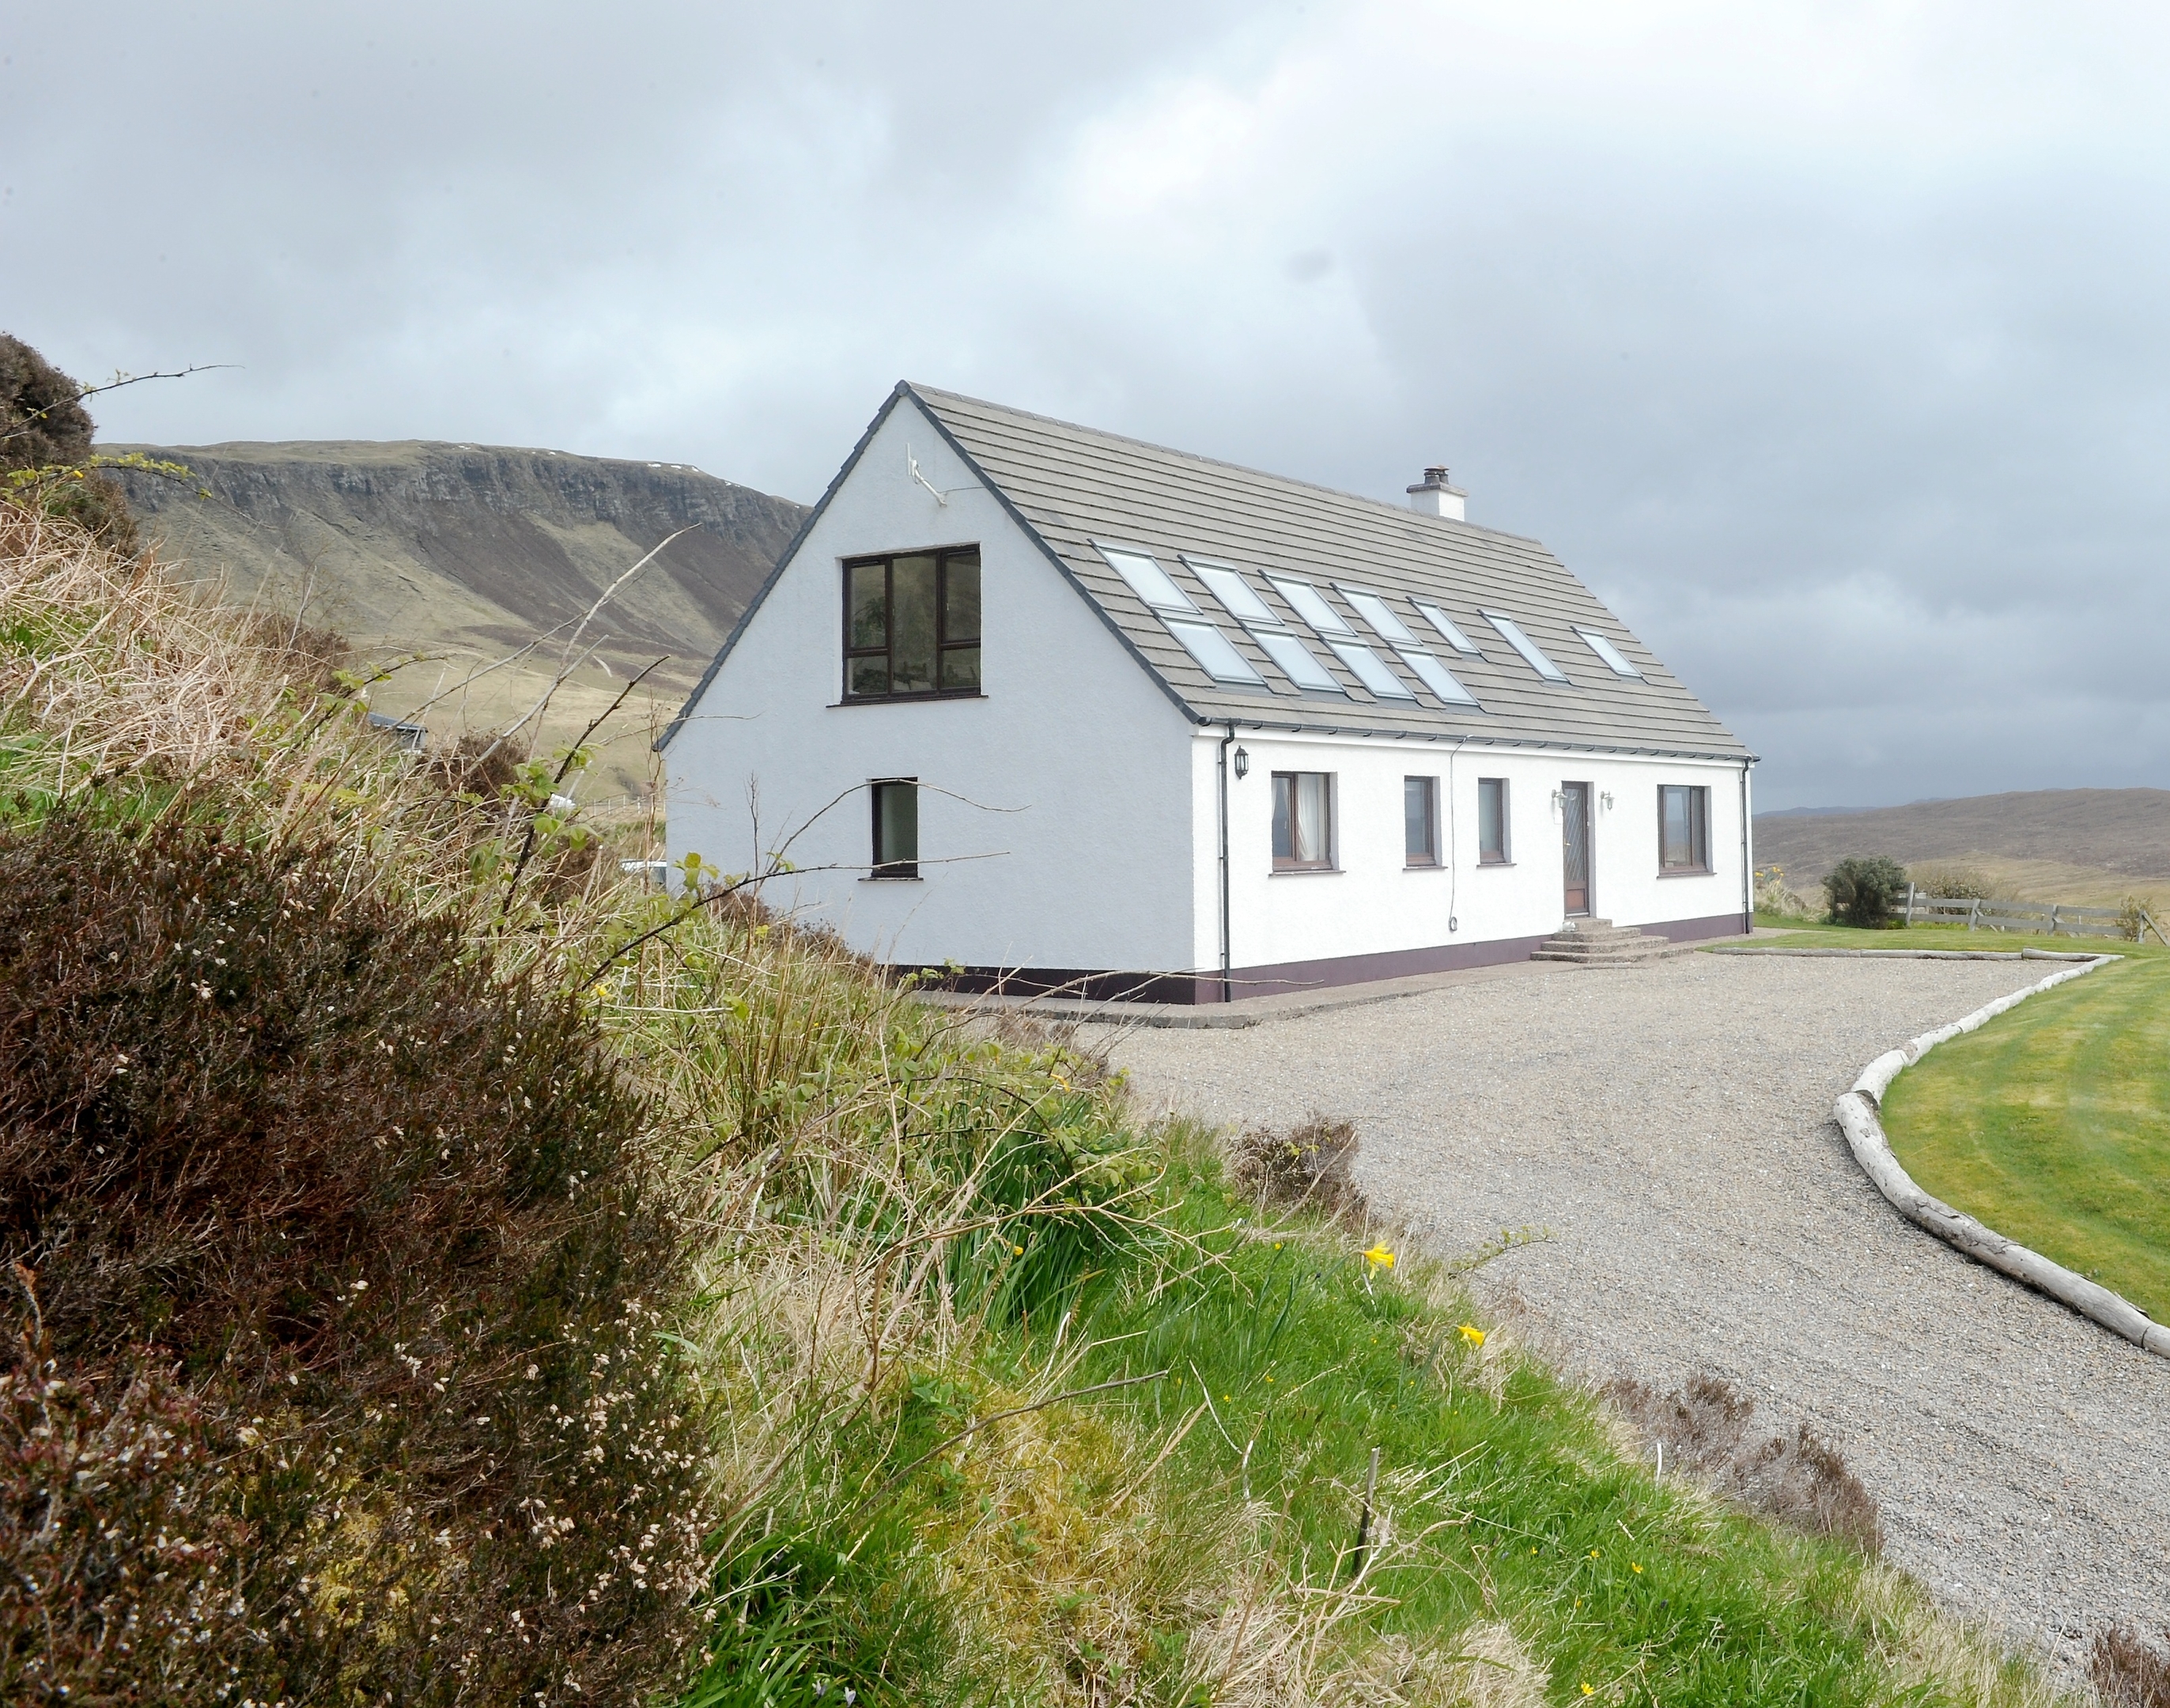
[
  {"xmin": 665, "ymin": 397, "xmax": 1199, "ymax": 973},
  {"xmin": 1193, "ymin": 731, "xmax": 1748, "ymax": 969}
]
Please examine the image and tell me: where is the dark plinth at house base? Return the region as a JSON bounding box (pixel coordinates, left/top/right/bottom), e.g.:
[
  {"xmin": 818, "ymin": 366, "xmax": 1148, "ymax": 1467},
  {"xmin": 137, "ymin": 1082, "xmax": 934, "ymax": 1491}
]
[{"xmin": 896, "ymin": 912, "xmax": 1750, "ymax": 1007}]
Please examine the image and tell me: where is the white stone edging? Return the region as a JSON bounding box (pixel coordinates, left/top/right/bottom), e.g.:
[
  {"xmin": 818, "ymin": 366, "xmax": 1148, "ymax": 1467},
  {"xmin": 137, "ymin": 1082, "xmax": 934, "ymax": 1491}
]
[{"xmin": 1830, "ymin": 953, "xmax": 2170, "ymax": 1359}]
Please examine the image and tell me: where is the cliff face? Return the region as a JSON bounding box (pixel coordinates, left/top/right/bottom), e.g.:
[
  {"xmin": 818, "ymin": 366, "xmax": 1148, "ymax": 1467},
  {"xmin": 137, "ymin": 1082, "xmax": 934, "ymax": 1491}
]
[{"xmin": 106, "ymin": 440, "xmax": 810, "ymax": 697}]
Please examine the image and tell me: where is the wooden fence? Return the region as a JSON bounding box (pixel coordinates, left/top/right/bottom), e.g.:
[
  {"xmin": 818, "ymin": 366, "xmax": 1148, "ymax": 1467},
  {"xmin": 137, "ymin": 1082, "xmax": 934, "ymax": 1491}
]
[{"xmin": 1900, "ymin": 886, "xmax": 2168, "ymax": 945}]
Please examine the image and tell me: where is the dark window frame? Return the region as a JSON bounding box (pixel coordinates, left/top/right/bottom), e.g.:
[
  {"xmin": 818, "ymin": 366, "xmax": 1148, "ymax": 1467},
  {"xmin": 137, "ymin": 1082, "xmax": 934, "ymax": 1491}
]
[
  {"xmin": 1404, "ymin": 775, "xmax": 1439, "ymax": 867},
  {"xmin": 1658, "ymin": 784, "xmax": 1711, "ymax": 874},
  {"xmin": 1271, "ymin": 770, "xmax": 1335, "ymax": 871},
  {"xmin": 1477, "ymin": 777, "xmax": 1511, "ymax": 864},
  {"xmin": 870, "ymin": 777, "xmax": 920, "ymax": 879},
  {"xmin": 841, "ymin": 546, "xmax": 982, "ymax": 702}
]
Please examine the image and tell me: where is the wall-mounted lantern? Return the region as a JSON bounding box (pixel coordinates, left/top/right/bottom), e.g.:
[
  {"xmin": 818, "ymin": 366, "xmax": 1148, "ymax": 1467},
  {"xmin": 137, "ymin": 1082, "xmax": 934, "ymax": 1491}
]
[{"xmin": 1232, "ymin": 746, "xmax": 1250, "ymax": 780}]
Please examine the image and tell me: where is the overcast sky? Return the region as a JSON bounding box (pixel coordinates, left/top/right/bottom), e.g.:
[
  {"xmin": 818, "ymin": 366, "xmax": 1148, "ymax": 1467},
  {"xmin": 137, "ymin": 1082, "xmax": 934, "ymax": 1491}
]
[{"xmin": 8, "ymin": 1, "xmax": 2168, "ymax": 808}]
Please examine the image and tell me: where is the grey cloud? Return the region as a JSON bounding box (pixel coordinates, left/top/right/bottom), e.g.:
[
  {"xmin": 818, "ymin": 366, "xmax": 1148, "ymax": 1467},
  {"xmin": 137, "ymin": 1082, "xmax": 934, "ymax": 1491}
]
[{"xmin": 8, "ymin": 1, "xmax": 2168, "ymax": 807}]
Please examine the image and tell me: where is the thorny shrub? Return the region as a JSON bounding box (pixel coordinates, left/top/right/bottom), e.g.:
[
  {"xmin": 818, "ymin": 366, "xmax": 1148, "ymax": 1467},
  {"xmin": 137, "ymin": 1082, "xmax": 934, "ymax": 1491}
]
[
  {"xmin": 0, "ymin": 813, "xmax": 710, "ymax": 1706},
  {"xmin": 1605, "ymin": 1374, "xmax": 1884, "ymax": 1553},
  {"xmin": 2094, "ymin": 1624, "xmax": 2170, "ymax": 1708},
  {"xmin": 1230, "ymin": 1113, "xmax": 1365, "ymax": 1221}
]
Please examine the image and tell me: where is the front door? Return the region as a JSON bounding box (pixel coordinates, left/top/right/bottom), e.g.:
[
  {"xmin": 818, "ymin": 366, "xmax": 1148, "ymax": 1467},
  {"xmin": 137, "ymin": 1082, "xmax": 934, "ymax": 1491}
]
[{"xmin": 1561, "ymin": 782, "xmax": 1593, "ymax": 916}]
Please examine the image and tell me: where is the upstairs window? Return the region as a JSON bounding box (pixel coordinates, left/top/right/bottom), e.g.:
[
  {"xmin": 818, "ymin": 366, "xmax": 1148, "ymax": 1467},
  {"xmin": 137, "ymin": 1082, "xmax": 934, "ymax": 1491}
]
[
  {"xmin": 871, "ymin": 778, "xmax": 919, "ymax": 878},
  {"xmin": 844, "ymin": 548, "xmax": 981, "ymax": 700},
  {"xmin": 1659, "ymin": 784, "xmax": 1711, "ymax": 873},
  {"xmin": 1404, "ymin": 776, "xmax": 1438, "ymax": 866},
  {"xmin": 1478, "ymin": 778, "xmax": 1510, "ymax": 863},
  {"xmin": 1272, "ymin": 772, "xmax": 1333, "ymax": 870}
]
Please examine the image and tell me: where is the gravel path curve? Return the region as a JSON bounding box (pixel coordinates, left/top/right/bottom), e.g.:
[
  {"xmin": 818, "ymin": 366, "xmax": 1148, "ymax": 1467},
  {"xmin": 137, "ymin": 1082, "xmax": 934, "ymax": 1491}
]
[{"xmin": 1106, "ymin": 954, "xmax": 2170, "ymax": 1673}]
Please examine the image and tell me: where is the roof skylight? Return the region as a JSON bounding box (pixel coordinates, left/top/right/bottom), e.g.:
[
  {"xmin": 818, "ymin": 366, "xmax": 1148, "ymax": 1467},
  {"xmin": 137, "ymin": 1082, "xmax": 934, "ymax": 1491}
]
[
  {"xmin": 1162, "ymin": 618, "xmax": 1266, "ymax": 686},
  {"xmin": 1255, "ymin": 630, "xmax": 1343, "ymax": 692},
  {"xmin": 1326, "ymin": 640, "xmax": 1415, "ymax": 700},
  {"xmin": 1179, "ymin": 557, "xmax": 1347, "ymax": 694},
  {"xmin": 1397, "ymin": 650, "xmax": 1480, "ymax": 706},
  {"xmin": 1265, "ymin": 576, "xmax": 1355, "ymax": 637},
  {"xmin": 1337, "ymin": 586, "xmax": 1418, "ymax": 646},
  {"xmin": 1185, "ymin": 559, "xmax": 1280, "ymax": 628},
  {"xmin": 1095, "ymin": 544, "xmax": 1198, "ymax": 614},
  {"xmin": 1575, "ymin": 627, "xmax": 1642, "ymax": 678},
  {"xmin": 1482, "ymin": 611, "xmax": 1570, "ymax": 682},
  {"xmin": 1414, "ymin": 602, "xmax": 1480, "ymax": 655}
]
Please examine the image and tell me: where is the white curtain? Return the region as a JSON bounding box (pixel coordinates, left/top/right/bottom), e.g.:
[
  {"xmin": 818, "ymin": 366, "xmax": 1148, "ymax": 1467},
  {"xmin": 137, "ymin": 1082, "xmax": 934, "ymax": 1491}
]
[{"xmin": 1295, "ymin": 773, "xmax": 1329, "ymax": 863}]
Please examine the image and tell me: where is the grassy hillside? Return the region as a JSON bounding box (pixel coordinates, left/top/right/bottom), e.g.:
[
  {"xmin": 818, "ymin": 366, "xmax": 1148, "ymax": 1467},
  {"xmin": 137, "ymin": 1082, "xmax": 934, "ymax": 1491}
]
[
  {"xmin": 104, "ymin": 438, "xmax": 808, "ymax": 800},
  {"xmin": 1754, "ymin": 789, "xmax": 2170, "ymax": 909},
  {"xmin": 0, "ymin": 503, "xmax": 2083, "ymax": 1706}
]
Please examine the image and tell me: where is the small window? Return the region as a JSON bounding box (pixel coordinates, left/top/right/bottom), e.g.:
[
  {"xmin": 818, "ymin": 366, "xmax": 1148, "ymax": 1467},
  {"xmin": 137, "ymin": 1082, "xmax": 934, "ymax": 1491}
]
[
  {"xmin": 1404, "ymin": 776, "xmax": 1438, "ymax": 866},
  {"xmin": 1481, "ymin": 611, "xmax": 1570, "ymax": 682},
  {"xmin": 1396, "ymin": 649, "xmax": 1480, "ymax": 707},
  {"xmin": 1272, "ymin": 772, "xmax": 1333, "ymax": 870},
  {"xmin": 1478, "ymin": 778, "xmax": 1510, "ymax": 863},
  {"xmin": 1338, "ymin": 586, "xmax": 1419, "ymax": 645},
  {"xmin": 1415, "ymin": 602, "xmax": 1480, "ymax": 654},
  {"xmin": 1325, "ymin": 640, "xmax": 1415, "ymax": 700},
  {"xmin": 1163, "ymin": 618, "xmax": 1268, "ymax": 686},
  {"xmin": 1096, "ymin": 544, "xmax": 1198, "ymax": 614},
  {"xmin": 843, "ymin": 548, "xmax": 981, "ymax": 699},
  {"xmin": 1659, "ymin": 784, "xmax": 1711, "ymax": 872},
  {"xmin": 871, "ymin": 779, "xmax": 918, "ymax": 879},
  {"xmin": 1265, "ymin": 576, "xmax": 1356, "ymax": 637},
  {"xmin": 1576, "ymin": 627, "xmax": 1642, "ymax": 678}
]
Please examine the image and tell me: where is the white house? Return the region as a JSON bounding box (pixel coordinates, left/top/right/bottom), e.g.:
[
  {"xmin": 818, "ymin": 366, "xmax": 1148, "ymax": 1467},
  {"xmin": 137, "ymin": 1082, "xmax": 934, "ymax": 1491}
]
[{"xmin": 660, "ymin": 384, "xmax": 1755, "ymax": 1003}]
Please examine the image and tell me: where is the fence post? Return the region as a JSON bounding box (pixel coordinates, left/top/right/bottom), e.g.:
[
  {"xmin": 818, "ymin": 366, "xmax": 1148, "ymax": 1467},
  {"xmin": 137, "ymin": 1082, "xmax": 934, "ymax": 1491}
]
[
  {"xmin": 1903, "ymin": 882, "xmax": 1916, "ymax": 927},
  {"xmin": 2049, "ymin": 904, "xmax": 2062, "ymax": 937},
  {"xmin": 1968, "ymin": 897, "xmax": 1982, "ymax": 931}
]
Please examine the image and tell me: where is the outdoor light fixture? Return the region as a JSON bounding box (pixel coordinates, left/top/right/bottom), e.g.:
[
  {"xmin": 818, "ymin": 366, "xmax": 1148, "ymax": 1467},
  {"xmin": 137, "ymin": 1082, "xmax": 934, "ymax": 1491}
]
[
  {"xmin": 1601, "ymin": 791, "xmax": 1615, "ymax": 811},
  {"xmin": 1232, "ymin": 746, "xmax": 1249, "ymax": 780}
]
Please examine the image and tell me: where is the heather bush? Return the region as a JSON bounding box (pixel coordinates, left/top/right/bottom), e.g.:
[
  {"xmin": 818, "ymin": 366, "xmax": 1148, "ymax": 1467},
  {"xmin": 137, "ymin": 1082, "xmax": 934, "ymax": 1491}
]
[
  {"xmin": 1825, "ymin": 853, "xmax": 1910, "ymax": 928},
  {"xmin": 2, "ymin": 334, "xmax": 140, "ymax": 555},
  {"xmin": 0, "ymin": 814, "xmax": 709, "ymax": 1706}
]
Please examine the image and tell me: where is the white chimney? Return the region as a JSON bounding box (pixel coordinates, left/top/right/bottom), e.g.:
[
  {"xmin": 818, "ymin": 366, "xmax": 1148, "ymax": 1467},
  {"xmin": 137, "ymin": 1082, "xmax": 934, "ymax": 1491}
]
[{"xmin": 1406, "ymin": 466, "xmax": 1465, "ymax": 521}]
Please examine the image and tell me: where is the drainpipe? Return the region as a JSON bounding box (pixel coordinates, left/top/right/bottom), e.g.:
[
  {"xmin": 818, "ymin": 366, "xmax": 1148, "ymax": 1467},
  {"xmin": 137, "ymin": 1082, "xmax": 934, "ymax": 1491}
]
[
  {"xmin": 1217, "ymin": 723, "xmax": 1235, "ymax": 1003},
  {"xmin": 1738, "ymin": 761, "xmax": 1754, "ymax": 932}
]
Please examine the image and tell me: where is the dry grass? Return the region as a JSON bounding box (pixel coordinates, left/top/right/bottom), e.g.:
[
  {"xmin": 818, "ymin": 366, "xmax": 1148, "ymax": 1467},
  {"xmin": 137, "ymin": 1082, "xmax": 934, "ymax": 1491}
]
[{"xmin": 2095, "ymin": 1625, "xmax": 2170, "ymax": 1708}]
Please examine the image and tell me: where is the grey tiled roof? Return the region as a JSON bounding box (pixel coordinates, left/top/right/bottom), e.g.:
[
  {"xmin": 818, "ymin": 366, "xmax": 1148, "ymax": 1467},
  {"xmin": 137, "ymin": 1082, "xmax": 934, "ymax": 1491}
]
[{"xmin": 909, "ymin": 384, "xmax": 1750, "ymax": 760}]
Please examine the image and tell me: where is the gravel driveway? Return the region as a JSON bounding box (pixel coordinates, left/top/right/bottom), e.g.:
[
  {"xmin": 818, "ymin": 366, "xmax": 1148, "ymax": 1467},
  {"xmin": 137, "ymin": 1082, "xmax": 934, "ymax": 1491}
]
[{"xmin": 1106, "ymin": 953, "xmax": 2170, "ymax": 1672}]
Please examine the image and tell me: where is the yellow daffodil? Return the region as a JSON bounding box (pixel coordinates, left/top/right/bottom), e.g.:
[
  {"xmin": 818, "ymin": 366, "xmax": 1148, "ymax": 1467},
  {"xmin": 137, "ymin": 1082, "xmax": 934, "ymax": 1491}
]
[
  {"xmin": 1458, "ymin": 1323, "xmax": 1486, "ymax": 1347},
  {"xmin": 1363, "ymin": 1245, "xmax": 1395, "ymax": 1269}
]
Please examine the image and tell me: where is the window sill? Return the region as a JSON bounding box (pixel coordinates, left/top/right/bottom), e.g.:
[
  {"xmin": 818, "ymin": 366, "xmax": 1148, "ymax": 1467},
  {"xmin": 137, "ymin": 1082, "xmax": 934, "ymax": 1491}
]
[
  {"xmin": 862, "ymin": 874, "xmax": 923, "ymax": 883},
  {"xmin": 1477, "ymin": 859, "xmax": 1514, "ymax": 868},
  {"xmin": 1657, "ymin": 867, "xmax": 1715, "ymax": 879},
  {"xmin": 832, "ymin": 693, "xmax": 989, "ymax": 709},
  {"xmin": 1270, "ymin": 865, "xmax": 1340, "ymax": 876},
  {"xmin": 1404, "ymin": 861, "xmax": 1444, "ymax": 871}
]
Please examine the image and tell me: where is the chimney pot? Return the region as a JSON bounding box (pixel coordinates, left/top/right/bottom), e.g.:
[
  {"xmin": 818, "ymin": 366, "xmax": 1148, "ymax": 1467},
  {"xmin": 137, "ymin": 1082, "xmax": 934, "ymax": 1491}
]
[{"xmin": 1406, "ymin": 465, "xmax": 1466, "ymax": 521}]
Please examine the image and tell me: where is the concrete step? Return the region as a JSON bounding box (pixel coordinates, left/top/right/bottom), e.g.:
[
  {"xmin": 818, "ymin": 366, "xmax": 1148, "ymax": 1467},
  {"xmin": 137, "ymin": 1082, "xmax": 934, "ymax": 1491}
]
[{"xmin": 1530, "ymin": 920, "xmax": 1684, "ymax": 965}]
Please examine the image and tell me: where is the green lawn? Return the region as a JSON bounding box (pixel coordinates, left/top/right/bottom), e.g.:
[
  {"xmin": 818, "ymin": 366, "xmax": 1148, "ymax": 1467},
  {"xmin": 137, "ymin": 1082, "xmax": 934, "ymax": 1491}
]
[{"xmin": 1874, "ymin": 953, "xmax": 2170, "ymax": 1321}]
